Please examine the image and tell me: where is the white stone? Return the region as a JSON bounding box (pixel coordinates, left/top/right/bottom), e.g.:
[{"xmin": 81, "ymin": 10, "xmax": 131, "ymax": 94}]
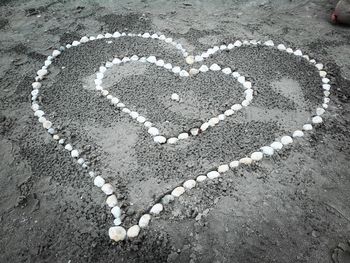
[
  {"xmin": 195, "ymin": 55, "xmax": 203, "ymax": 62},
  {"xmin": 179, "ymin": 70, "xmax": 189, "ymax": 77},
  {"xmin": 163, "ymin": 63, "xmax": 172, "ymax": 70},
  {"xmin": 224, "ymin": 109, "xmax": 234, "ymax": 116},
  {"xmin": 322, "ymin": 78, "xmax": 330, "ymax": 84},
  {"xmin": 207, "ymin": 171, "xmax": 220, "ymax": 179},
  {"xmin": 64, "ymin": 144, "xmax": 73, "ymax": 151},
  {"xmin": 146, "ymin": 56, "xmax": 157, "ymax": 63},
  {"xmin": 139, "ymin": 214, "xmax": 151, "ymax": 228},
  {"xmin": 239, "ymin": 157, "xmax": 253, "ymax": 165},
  {"xmin": 227, "ymin": 43, "xmax": 234, "ymax": 49},
  {"xmin": 101, "ymin": 183, "xmax": 114, "ymax": 195},
  {"xmin": 113, "ymin": 218, "xmax": 122, "ymax": 226},
  {"xmin": 208, "ymin": 117, "xmax": 219, "ymax": 126},
  {"xmin": 232, "ymin": 72, "xmax": 240, "ymax": 78},
  {"xmin": 148, "ymin": 127, "xmax": 159, "ymax": 136},
  {"xmin": 94, "ymin": 176, "xmax": 105, "ymax": 187},
  {"xmin": 286, "ymin": 48, "xmax": 293, "ymax": 54},
  {"xmin": 322, "ymin": 84, "xmax": 331, "ymax": 91},
  {"xmin": 150, "ymin": 203, "xmax": 163, "ymax": 214},
  {"xmin": 315, "ymin": 63, "xmax": 323, "ymax": 70},
  {"xmin": 261, "ymin": 146, "xmax": 274, "ymax": 156},
  {"xmin": 122, "ymin": 108, "xmax": 130, "ymax": 114},
  {"xmin": 293, "ymin": 130, "xmax": 304, "ymax": 137},
  {"xmin": 53, "ymin": 135, "xmax": 59, "ymax": 140},
  {"xmin": 294, "ymin": 50, "xmax": 302, "ymax": 56},
  {"xmin": 251, "ymin": 152, "xmax": 263, "ymax": 161},
  {"xmin": 271, "ymin": 141, "xmax": 283, "ymax": 150},
  {"xmin": 189, "ymin": 68, "xmax": 199, "ymax": 75},
  {"xmin": 233, "ymin": 40, "xmax": 242, "ymax": 47},
  {"xmin": 316, "ymin": 108, "xmax": 325, "ymax": 116},
  {"xmin": 178, "ymin": 133, "xmax": 189, "ymax": 140},
  {"xmin": 105, "ymin": 33, "xmax": 112, "ymax": 38},
  {"xmin": 32, "ymin": 82, "xmax": 41, "ymax": 89},
  {"xmin": 281, "ymin": 136, "xmax": 293, "ymax": 145},
  {"xmin": 209, "ymin": 63, "xmax": 221, "ymax": 71},
  {"xmin": 183, "ymin": 180, "xmax": 196, "ymax": 189},
  {"xmin": 172, "ymin": 66, "xmax": 181, "ymax": 73},
  {"xmin": 127, "ymin": 225, "xmax": 140, "ymax": 238},
  {"xmin": 154, "ymin": 136, "xmax": 166, "ymax": 144},
  {"xmin": 243, "ymin": 81, "xmax": 252, "ymax": 89},
  {"xmin": 136, "ymin": 116, "xmax": 146, "ymax": 123},
  {"xmin": 38, "ymin": 117, "xmax": 46, "ymax": 123},
  {"xmin": 277, "ymin": 44, "xmax": 286, "ymax": 51},
  {"xmin": 196, "ymin": 175, "xmax": 207, "ymax": 182},
  {"xmin": 52, "ymin": 50, "xmax": 61, "ymax": 57},
  {"xmin": 237, "ymin": 76, "xmax": 245, "ymax": 84},
  {"xmin": 43, "ymin": 120, "xmax": 52, "ymax": 129},
  {"xmin": 130, "ymin": 55, "xmax": 139, "ymax": 61},
  {"xmin": 312, "ymin": 116, "xmax": 323, "ymax": 124},
  {"xmin": 264, "ymin": 40, "xmax": 274, "ymax": 46},
  {"xmin": 171, "ymin": 186, "xmax": 185, "ymax": 197},
  {"xmin": 200, "ymin": 122, "xmax": 209, "ymax": 131},
  {"xmin": 218, "ymin": 164, "xmax": 229, "ymax": 173},
  {"xmin": 190, "ymin": 128, "xmax": 199, "ymax": 136},
  {"xmin": 112, "ymin": 32, "xmax": 121, "ymax": 38},
  {"xmin": 319, "ymin": 71, "xmax": 327, "ymax": 77},
  {"xmin": 106, "ymin": 195, "xmax": 118, "ymax": 207},
  {"xmin": 142, "ymin": 32, "xmax": 150, "ymax": 38},
  {"xmin": 130, "ymin": 111, "xmax": 139, "ymax": 119},
  {"xmin": 71, "ymin": 149, "xmax": 79, "ymax": 158},
  {"xmin": 303, "ymin": 124, "xmax": 313, "ymax": 131},
  {"xmin": 109, "ymin": 226, "xmax": 126, "ymax": 242},
  {"xmin": 167, "ymin": 137, "xmax": 178, "ymax": 144},
  {"xmin": 231, "ymin": 104, "xmax": 242, "ymax": 111},
  {"xmin": 112, "ymin": 58, "xmax": 121, "ymax": 64},
  {"xmin": 229, "ymin": 161, "xmax": 239, "ymax": 168},
  {"xmin": 111, "ymin": 206, "xmax": 121, "ymax": 218},
  {"xmin": 155, "ymin": 59, "xmax": 164, "ymax": 66},
  {"xmin": 218, "ymin": 114, "xmax": 226, "ymax": 121},
  {"xmin": 222, "ymin": 67, "xmax": 232, "ymax": 74},
  {"xmin": 199, "ymin": 65, "xmax": 209, "ymax": 72},
  {"xmin": 185, "ymin": 56, "xmax": 195, "ymax": 65},
  {"xmin": 144, "ymin": 121, "xmax": 152, "ymax": 128}
]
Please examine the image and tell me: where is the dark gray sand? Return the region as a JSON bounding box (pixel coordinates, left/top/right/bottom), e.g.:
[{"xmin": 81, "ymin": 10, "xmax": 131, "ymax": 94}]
[{"xmin": 1, "ymin": 1, "xmax": 350, "ymax": 262}]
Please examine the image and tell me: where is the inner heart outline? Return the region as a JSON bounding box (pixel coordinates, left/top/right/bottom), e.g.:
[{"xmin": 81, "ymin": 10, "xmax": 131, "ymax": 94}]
[
  {"xmin": 96, "ymin": 54, "xmax": 253, "ymax": 144},
  {"xmin": 30, "ymin": 32, "xmax": 331, "ymax": 242}
]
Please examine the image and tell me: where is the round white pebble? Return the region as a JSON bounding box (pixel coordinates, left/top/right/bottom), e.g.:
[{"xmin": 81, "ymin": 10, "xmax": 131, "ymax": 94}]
[
  {"xmin": 183, "ymin": 179, "xmax": 196, "ymax": 189},
  {"xmin": 207, "ymin": 171, "xmax": 220, "ymax": 179},
  {"xmin": 106, "ymin": 195, "xmax": 118, "ymax": 207},
  {"xmin": 251, "ymin": 152, "xmax": 263, "ymax": 161},
  {"xmin": 281, "ymin": 136, "xmax": 293, "ymax": 145},
  {"xmin": 109, "ymin": 226, "xmax": 126, "ymax": 242},
  {"xmin": 127, "ymin": 225, "xmax": 140, "ymax": 238},
  {"xmin": 101, "ymin": 183, "xmax": 114, "ymax": 195},
  {"xmin": 111, "ymin": 206, "xmax": 121, "ymax": 218},
  {"xmin": 218, "ymin": 164, "xmax": 229, "ymax": 173},
  {"xmin": 196, "ymin": 175, "xmax": 207, "ymax": 182},
  {"xmin": 94, "ymin": 176, "xmax": 105, "ymax": 187},
  {"xmin": 171, "ymin": 186, "xmax": 185, "ymax": 197},
  {"xmin": 150, "ymin": 203, "xmax": 163, "ymax": 215},
  {"xmin": 139, "ymin": 214, "xmax": 151, "ymax": 228}
]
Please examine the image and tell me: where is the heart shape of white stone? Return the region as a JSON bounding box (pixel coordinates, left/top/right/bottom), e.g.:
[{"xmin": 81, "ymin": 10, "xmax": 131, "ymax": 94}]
[{"xmin": 30, "ymin": 32, "xmax": 331, "ymax": 243}]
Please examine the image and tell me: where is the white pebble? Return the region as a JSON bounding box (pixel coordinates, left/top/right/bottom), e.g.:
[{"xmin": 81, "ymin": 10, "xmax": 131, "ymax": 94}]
[
  {"xmin": 154, "ymin": 136, "xmax": 166, "ymax": 144},
  {"xmin": 136, "ymin": 116, "xmax": 146, "ymax": 123},
  {"xmin": 139, "ymin": 214, "xmax": 151, "ymax": 228},
  {"xmin": 199, "ymin": 65, "xmax": 209, "ymax": 72},
  {"xmin": 277, "ymin": 44, "xmax": 286, "ymax": 51},
  {"xmin": 243, "ymin": 81, "xmax": 252, "ymax": 89},
  {"xmin": 172, "ymin": 66, "xmax": 181, "ymax": 73},
  {"xmin": 71, "ymin": 149, "xmax": 79, "ymax": 158},
  {"xmin": 200, "ymin": 122, "xmax": 209, "ymax": 131},
  {"xmin": 229, "ymin": 161, "xmax": 239, "ymax": 168},
  {"xmin": 316, "ymin": 108, "xmax": 325, "ymax": 116},
  {"xmin": 127, "ymin": 225, "xmax": 140, "ymax": 238},
  {"xmin": 196, "ymin": 175, "xmax": 207, "ymax": 182},
  {"xmin": 270, "ymin": 141, "xmax": 283, "ymax": 150},
  {"xmin": 294, "ymin": 49, "xmax": 302, "ymax": 56},
  {"xmin": 190, "ymin": 128, "xmax": 199, "ymax": 136},
  {"xmin": 106, "ymin": 195, "xmax": 118, "ymax": 207},
  {"xmin": 293, "ymin": 130, "xmax": 304, "ymax": 138},
  {"xmin": 222, "ymin": 67, "xmax": 232, "ymax": 74},
  {"xmin": 130, "ymin": 111, "xmax": 139, "ymax": 119},
  {"xmin": 150, "ymin": 203, "xmax": 163, "ymax": 215},
  {"xmin": 322, "ymin": 84, "xmax": 331, "ymax": 91},
  {"xmin": 77, "ymin": 158, "xmax": 84, "ymax": 164},
  {"xmin": 281, "ymin": 136, "xmax": 293, "ymax": 145},
  {"xmin": 113, "ymin": 218, "xmax": 122, "ymax": 226},
  {"xmin": 185, "ymin": 56, "xmax": 195, "ymax": 65},
  {"xmin": 94, "ymin": 176, "xmax": 105, "ymax": 187},
  {"xmin": 264, "ymin": 40, "xmax": 274, "ymax": 46},
  {"xmin": 146, "ymin": 56, "xmax": 157, "ymax": 63},
  {"xmin": 52, "ymin": 50, "xmax": 61, "ymax": 57},
  {"xmin": 64, "ymin": 144, "xmax": 73, "ymax": 151},
  {"xmin": 148, "ymin": 127, "xmax": 159, "ymax": 136},
  {"xmin": 164, "ymin": 63, "xmax": 172, "ymax": 70},
  {"xmin": 224, "ymin": 109, "xmax": 234, "ymax": 116},
  {"xmin": 43, "ymin": 120, "xmax": 52, "ymax": 129},
  {"xmin": 233, "ymin": 40, "xmax": 242, "ymax": 47},
  {"xmin": 209, "ymin": 63, "xmax": 221, "ymax": 71},
  {"xmin": 312, "ymin": 116, "xmax": 323, "ymax": 124},
  {"xmin": 32, "ymin": 82, "xmax": 41, "ymax": 89},
  {"xmin": 171, "ymin": 186, "xmax": 185, "ymax": 197},
  {"xmin": 232, "ymin": 72, "xmax": 240, "ymax": 78},
  {"xmin": 239, "ymin": 157, "xmax": 253, "ymax": 165},
  {"xmin": 101, "ymin": 183, "xmax": 114, "ymax": 195},
  {"xmin": 167, "ymin": 137, "xmax": 178, "ymax": 144},
  {"xmin": 218, "ymin": 164, "xmax": 229, "ymax": 173},
  {"xmin": 315, "ymin": 63, "xmax": 323, "ymax": 70},
  {"xmin": 183, "ymin": 179, "xmax": 196, "ymax": 189},
  {"xmin": 189, "ymin": 68, "xmax": 199, "ymax": 75},
  {"xmin": 208, "ymin": 117, "xmax": 219, "ymax": 127},
  {"xmin": 237, "ymin": 76, "xmax": 245, "ymax": 84},
  {"xmin": 218, "ymin": 114, "xmax": 226, "ymax": 121},
  {"xmin": 111, "ymin": 206, "xmax": 121, "ymax": 218},
  {"xmin": 179, "ymin": 70, "xmax": 189, "ymax": 77},
  {"xmin": 178, "ymin": 133, "xmax": 189, "ymax": 140},
  {"xmin": 286, "ymin": 48, "xmax": 293, "ymax": 54},
  {"xmin": 261, "ymin": 146, "xmax": 274, "ymax": 156},
  {"xmin": 109, "ymin": 226, "xmax": 126, "ymax": 242},
  {"xmin": 319, "ymin": 71, "xmax": 327, "ymax": 77},
  {"xmin": 303, "ymin": 124, "xmax": 313, "ymax": 131},
  {"xmin": 251, "ymin": 152, "xmax": 263, "ymax": 161},
  {"xmin": 231, "ymin": 104, "xmax": 242, "ymax": 111},
  {"xmin": 207, "ymin": 171, "xmax": 220, "ymax": 179}
]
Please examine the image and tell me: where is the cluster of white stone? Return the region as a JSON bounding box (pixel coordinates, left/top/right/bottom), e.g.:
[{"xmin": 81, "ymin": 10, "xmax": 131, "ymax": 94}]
[
  {"xmin": 96, "ymin": 57, "xmax": 254, "ymax": 145},
  {"xmin": 30, "ymin": 32, "xmax": 331, "ymax": 243}
]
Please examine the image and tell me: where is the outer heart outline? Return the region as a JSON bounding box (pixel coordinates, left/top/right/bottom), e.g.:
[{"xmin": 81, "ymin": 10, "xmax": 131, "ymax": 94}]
[{"xmin": 30, "ymin": 32, "xmax": 331, "ymax": 242}]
